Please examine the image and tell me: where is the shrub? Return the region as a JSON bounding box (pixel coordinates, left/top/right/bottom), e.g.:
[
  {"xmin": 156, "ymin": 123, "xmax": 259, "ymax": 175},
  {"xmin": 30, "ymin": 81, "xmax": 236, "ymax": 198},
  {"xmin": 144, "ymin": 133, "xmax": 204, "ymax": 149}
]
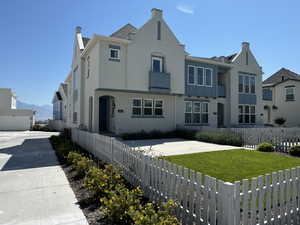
[
  {"xmin": 257, "ymin": 142, "xmax": 275, "ymax": 152},
  {"xmin": 74, "ymin": 156, "xmax": 93, "ymax": 177},
  {"xmin": 274, "ymin": 117, "xmax": 286, "ymax": 126},
  {"xmin": 66, "ymin": 151, "xmax": 82, "ymax": 165},
  {"xmin": 128, "ymin": 200, "xmax": 180, "ymax": 225},
  {"xmin": 83, "ymin": 165, "xmax": 123, "ymax": 198},
  {"xmin": 289, "ymin": 145, "xmax": 300, "ymax": 156},
  {"xmin": 194, "ymin": 131, "xmax": 243, "ymax": 146},
  {"xmin": 100, "ymin": 185, "xmax": 143, "ymax": 224}
]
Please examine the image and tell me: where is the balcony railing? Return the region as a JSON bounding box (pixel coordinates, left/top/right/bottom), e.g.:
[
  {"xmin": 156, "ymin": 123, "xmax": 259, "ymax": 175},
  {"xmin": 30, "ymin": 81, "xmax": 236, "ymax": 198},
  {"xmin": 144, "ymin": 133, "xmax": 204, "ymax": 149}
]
[
  {"xmin": 149, "ymin": 71, "xmax": 171, "ymax": 93},
  {"xmin": 218, "ymin": 85, "xmax": 226, "ymax": 97}
]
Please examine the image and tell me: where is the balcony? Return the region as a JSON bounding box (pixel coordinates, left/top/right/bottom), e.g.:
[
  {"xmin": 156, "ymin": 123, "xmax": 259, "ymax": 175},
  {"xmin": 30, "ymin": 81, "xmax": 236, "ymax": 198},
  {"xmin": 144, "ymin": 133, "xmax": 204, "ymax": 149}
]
[
  {"xmin": 218, "ymin": 85, "xmax": 226, "ymax": 97},
  {"xmin": 149, "ymin": 71, "xmax": 170, "ymax": 93}
]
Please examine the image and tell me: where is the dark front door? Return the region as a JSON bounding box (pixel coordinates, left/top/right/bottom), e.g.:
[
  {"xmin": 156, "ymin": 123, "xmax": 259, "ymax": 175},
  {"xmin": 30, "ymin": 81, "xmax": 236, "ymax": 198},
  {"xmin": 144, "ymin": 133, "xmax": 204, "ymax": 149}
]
[
  {"xmin": 217, "ymin": 103, "xmax": 224, "ymax": 128},
  {"xmin": 99, "ymin": 97, "xmax": 109, "ymax": 132}
]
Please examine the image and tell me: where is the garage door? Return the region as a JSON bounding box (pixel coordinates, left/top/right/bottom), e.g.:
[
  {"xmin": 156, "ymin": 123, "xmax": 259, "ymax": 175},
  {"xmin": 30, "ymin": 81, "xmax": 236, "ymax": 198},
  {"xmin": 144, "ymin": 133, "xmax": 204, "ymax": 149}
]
[{"xmin": 0, "ymin": 116, "xmax": 32, "ymax": 131}]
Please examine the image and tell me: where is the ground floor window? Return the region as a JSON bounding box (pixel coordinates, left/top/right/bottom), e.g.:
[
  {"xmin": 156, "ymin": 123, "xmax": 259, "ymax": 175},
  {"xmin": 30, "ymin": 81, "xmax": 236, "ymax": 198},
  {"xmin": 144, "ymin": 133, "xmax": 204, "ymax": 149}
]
[
  {"xmin": 132, "ymin": 99, "xmax": 163, "ymax": 117},
  {"xmin": 238, "ymin": 105, "xmax": 256, "ymax": 124},
  {"xmin": 185, "ymin": 101, "xmax": 209, "ymax": 124}
]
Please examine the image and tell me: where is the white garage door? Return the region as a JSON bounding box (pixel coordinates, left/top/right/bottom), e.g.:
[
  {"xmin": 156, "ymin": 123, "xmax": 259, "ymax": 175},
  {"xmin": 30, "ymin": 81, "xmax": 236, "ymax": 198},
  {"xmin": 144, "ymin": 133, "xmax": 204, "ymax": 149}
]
[{"xmin": 0, "ymin": 116, "xmax": 32, "ymax": 131}]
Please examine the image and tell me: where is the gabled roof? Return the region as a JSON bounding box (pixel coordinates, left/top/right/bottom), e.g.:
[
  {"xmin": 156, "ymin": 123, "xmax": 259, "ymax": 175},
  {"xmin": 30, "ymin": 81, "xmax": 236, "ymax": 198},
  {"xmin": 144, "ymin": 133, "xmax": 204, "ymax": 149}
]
[
  {"xmin": 110, "ymin": 23, "xmax": 138, "ymax": 40},
  {"xmin": 263, "ymin": 68, "xmax": 300, "ymax": 85},
  {"xmin": 210, "ymin": 53, "xmax": 237, "ymax": 63}
]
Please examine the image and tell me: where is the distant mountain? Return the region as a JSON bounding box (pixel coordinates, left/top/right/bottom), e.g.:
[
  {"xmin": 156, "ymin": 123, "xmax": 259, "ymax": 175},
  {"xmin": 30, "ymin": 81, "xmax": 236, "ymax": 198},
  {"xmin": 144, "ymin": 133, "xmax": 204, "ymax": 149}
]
[{"xmin": 17, "ymin": 100, "xmax": 52, "ymax": 121}]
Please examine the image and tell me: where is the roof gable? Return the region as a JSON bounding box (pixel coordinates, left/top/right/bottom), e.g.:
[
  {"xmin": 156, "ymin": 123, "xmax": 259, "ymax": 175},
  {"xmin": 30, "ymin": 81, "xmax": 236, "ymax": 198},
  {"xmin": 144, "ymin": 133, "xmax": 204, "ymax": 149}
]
[
  {"xmin": 263, "ymin": 68, "xmax": 300, "ymax": 85},
  {"xmin": 110, "ymin": 24, "xmax": 137, "ymax": 40}
]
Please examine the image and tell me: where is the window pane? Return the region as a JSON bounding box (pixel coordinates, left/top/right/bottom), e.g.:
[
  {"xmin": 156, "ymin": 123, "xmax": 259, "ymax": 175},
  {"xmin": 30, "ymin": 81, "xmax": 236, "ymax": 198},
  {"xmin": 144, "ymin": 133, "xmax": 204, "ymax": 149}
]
[
  {"xmin": 245, "ymin": 115, "xmax": 250, "ymax": 123},
  {"xmin": 193, "ymin": 102, "xmax": 201, "ymax": 113},
  {"xmin": 110, "ymin": 49, "xmax": 119, "ymax": 59},
  {"xmin": 144, "ymin": 108, "xmax": 153, "ymax": 115},
  {"xmin": 250, "ymin": 106, "xmax": 255, "ymax": 114},
  {"xmin": 197, "ymin": 68, "xmax": 204, "ymax": 85},
  {"xmin": 201, "ymin": 114, "xmax": 208, "ymax": 124},
  {"xmin": 185, "ymin": 113, "xmax": 192, "ymax": 124},
  {"xmin": 132, "ymin": 108, "xmax": 141, "ymax": 116},
  {"xmin": 250, "ymin": 77, "xmax": 255, "ymax": 93},
  {"xmin": 152, "ymin": 59, "xmax": 161, "ymax": 72},
  {"xmin": 245, "ymin": 76, "xmax": 250, "ymax": 93},
  {"xmin": 144, "ymin": 100, "xmax": 153, "ymax": 107},
  {"xmin": 193, "ymin": 114, "xmax": 201, "ymax": 123},
  {"xmin": 188, "ymin": 67, "xmax": 195, "ymax": 84},
  {"xmin": 239, "ymin": 115, "xmax": 243, "ymax": 124},
  {"xmin": 185, "ymin": 102, "xmax": 192, "ymax": 113},
  {"xmin": 205, "ymin": 69, "xmax": 212, "ymax": 86},
  {"xmin": 239, "ymin": 105, "xmax": 243, "ymax": 114},
  {"xmin": 251, "ymin": 115, "xmax": 256, "ymax": 124},
  {"xmin": 155, "ymin": 108, "xmax": 163, "ymax": 116},
  {"xmin": 133, "ymin": 99, "xmax": 141, "ymax": 107},
  {"xmin": 155, "ymin": 100, "xmax": 163, "ymax": 108},
  {"xmin": 239, "ymin": 75, "xmax": 243, "ymax": 93},
  {"xmin": 202, "ymin": 103, "xmax": 208, "ymax": 113},
  {"xmin": 245, "ymin": 105, "xmax": 250, "ymax": 114}
]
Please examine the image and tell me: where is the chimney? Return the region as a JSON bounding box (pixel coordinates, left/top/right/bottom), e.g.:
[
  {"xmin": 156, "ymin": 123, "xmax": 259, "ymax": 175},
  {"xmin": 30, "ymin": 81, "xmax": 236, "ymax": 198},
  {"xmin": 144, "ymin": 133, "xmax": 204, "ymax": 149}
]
[
  {"xmin": 75, "ymin": 26, "xmax": 82, "ymax": 34},
  {"xmin": 242, "ymin": 42, "xmax": 250, "ymax": 50},
  {"xmin": 151, "ymin": 8, "xmax": 163, "ymax": 18}
]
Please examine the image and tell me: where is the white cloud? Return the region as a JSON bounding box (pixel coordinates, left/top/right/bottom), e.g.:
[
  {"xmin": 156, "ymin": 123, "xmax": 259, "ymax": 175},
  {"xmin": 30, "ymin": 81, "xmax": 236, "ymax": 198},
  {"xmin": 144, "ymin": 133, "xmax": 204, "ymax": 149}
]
[{"xmin": 176, "ymin": 5, "xmax": 194, "ymax": 14}]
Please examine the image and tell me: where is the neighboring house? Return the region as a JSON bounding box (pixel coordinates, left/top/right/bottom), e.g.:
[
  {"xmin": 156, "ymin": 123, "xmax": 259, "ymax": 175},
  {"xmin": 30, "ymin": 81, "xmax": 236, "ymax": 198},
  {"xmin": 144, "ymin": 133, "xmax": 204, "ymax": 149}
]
[
  {"xmin": 52, "ymin": 8, "xmax": 264, "ymax": 134},
  {"xmin": 262, "ymin": 68, "xmax": 300, "ymax": 127},
  {"xmin": 0, "ymin": 88, "xmax": 35, "ymax": 130}
]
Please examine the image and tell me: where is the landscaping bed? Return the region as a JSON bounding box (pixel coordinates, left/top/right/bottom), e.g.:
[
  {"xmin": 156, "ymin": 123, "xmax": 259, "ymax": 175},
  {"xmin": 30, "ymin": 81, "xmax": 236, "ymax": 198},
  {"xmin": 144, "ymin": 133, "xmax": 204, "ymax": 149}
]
[
  {"xmin": 50, "ymin": 132, "xmax": 180, "ymax": 225},
  {"xmin": 164, "ymin": 149, "xmax": 300, "ymax": 183}
]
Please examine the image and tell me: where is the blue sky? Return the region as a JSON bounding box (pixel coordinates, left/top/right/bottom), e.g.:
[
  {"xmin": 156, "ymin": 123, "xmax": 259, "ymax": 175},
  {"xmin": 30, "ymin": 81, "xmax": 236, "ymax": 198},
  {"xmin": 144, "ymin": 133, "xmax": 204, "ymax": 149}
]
[{"xmin": 0, "ymin": 0, "xmax": 299, "ymax": 105}]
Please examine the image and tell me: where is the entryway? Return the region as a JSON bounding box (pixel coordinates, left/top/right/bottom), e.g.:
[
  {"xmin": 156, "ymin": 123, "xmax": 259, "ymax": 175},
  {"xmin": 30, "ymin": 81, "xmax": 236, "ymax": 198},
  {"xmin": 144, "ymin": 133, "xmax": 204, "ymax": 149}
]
[
  {"xmin": 99, "ymin": 96, "xmax": 115, "ymax": 133},
  {"xmin": 217, "ymin": 103, "xmax": 224, "ymax": 128}
]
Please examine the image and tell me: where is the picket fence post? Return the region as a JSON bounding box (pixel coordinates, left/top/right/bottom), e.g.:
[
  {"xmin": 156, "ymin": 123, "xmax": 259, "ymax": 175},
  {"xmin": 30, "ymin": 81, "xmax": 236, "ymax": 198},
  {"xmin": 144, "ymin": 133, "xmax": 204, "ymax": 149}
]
[{"xmin": 223, "ymin": 182, "xmax": 236, "ymax": 225}]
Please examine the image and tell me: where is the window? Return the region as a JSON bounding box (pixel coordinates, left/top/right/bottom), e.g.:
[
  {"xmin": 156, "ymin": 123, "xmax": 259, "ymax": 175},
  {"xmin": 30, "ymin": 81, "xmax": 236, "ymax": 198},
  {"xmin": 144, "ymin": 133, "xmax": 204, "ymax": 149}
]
[
  {"xmin": 205, "ymin": 68, "xmax": 212, "ymax": 86},
  {"xmin": 187, "ymin": 65, "xmax": 212, "ymax": 87},
  {"xmin": 239, "ymin": 74, "xmax": 256, "ymax": 94},
  {"xmin": 132, "ymin": 99, "xmax": 163, "ymax": 117},
  {"xmin": 152, "ymin": 56, "xmax": 163, "ymax": 73},
  {"xmin": 154, "ymin": 100, "xmax": 163, "ymax": 116},
  {"xmin": 73, "ymin": 112, "xmax": 77, "ymax": 123},
  {"xmin": 239, "ymin": 75, "xmax": 244, "ymax": 93},
  {"xmin": 250, "ymin": 77, "xmax": 255, "ymax": 94},
  {"xmin": 109, "ymin": 48, "xmax": 120, "ymax": 60},
  {"xmin": 157, "ymin": 21, "xmax": 161, "ymax": 40},
  {"xmin": 188, "ymin": 66, "xmax": 195, "ymax": 84},
  {"xmin": 238, "ymin": 105, "xmax": 256, "ymax": 124},
  {"xmin": 143, "ymin": 99, "xmax": 153, "ymax": 116},
  {"xmin": 132, "ymin": 99, "xmax": 142, "ymax": 116},
  {"xmin": 185, "ymin": 101, "xmax": 209, "ymax": 124},
  {"xmin": 286, "ymin": 87, "xmax": 295, "ymax": 101},
  {"xmin": 197, "ymin": 67, "xmax": 204, "ymax": 85}
]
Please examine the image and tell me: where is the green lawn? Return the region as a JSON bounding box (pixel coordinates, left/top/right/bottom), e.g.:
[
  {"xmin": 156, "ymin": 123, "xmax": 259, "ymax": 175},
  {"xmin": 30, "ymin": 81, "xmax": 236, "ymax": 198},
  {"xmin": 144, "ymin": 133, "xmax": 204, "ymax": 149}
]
[{"xmin": 164, "ymin": 150, "xmax": 300, "ymax": 183}]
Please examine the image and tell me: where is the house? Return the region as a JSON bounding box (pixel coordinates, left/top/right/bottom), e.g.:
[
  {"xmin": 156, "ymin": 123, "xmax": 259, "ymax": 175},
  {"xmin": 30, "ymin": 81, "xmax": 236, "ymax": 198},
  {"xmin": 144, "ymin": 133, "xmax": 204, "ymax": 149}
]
[
  {"xmin": 51, "ymin": 8, "xmax": 264, "ymax": 134},
  {"xmin": 0, "ymin": 88, "xmax": 35, "ymax": 131},
  {"xmin": 262, "ymin": 68, "xmax": 300, "ymax": 127}
]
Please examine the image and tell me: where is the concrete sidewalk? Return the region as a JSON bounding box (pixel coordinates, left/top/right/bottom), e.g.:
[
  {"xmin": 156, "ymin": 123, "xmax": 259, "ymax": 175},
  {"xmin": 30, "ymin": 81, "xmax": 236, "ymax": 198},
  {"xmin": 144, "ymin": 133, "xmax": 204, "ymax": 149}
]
[
  {"xmin": 124, "ymin": 138, "xmax": 241, "ymax": 156},
  {"xmin": 0, "ymin": 131, "xmax": 88, "ymax": 225}
]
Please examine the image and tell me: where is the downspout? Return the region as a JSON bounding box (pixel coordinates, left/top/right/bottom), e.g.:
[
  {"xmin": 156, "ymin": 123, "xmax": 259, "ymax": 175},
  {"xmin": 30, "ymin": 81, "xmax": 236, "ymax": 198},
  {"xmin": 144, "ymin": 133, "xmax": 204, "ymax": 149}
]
[{"xmin": 174, "ymin": 95, "xmax": 176, "ymax": 130}]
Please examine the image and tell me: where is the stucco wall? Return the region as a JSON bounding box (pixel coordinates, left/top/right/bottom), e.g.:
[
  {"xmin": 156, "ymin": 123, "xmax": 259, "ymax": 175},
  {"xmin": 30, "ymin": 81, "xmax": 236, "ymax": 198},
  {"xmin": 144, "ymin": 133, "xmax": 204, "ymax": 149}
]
[
  {"xmin": 0, "ymin": 116, "xmax": 33, "ymax": 131},
  {"xmin": 0, "ymin": 88, "xmax": 13, "ymax": 113}
]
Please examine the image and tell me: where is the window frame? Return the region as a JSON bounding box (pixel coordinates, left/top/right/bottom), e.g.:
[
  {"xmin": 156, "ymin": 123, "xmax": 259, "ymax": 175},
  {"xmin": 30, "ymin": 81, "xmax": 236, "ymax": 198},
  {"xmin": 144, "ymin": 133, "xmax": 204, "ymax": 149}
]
[
  {"xmin": 196, "ymin": 67, "xmax": 204, "ymax": 86},
  {"xmin": 187, "ymin": 65, "xmax": 196, "ymax": 85},
  {"xmin": 239, "ymin": 74, "xmax": 256, "ymax": 94},
  {"xmin": 154, "ymin": 99, "xmax": 163, "ymax": 116},
  {"xmin": 204, "ymin": 68, "xmax": 213, "ymax": 87},
  {"xmin": 285, "ymin": 87, "xmax": 295, "ymax": 101},
  {"xmin": 184, "ymin": 101, "xmax": 209, "ymax": 125},
  {"xmin": 132, "ymin": 98, "xmax": 142, "ymax": 116},
  {"xmin": 238, "ymin": 104, "xmax": 256, "ymax": 124},
  {"xmin": 187, "ymin": 65, "xmax": 213, "ymax": 87},
  {"xmin": 109, "ymin": 48, "xmax": 120, "ymax": 60},
  {"xmin": 152, "ymin": 56, "xmax": 163, "ymax": 73}
]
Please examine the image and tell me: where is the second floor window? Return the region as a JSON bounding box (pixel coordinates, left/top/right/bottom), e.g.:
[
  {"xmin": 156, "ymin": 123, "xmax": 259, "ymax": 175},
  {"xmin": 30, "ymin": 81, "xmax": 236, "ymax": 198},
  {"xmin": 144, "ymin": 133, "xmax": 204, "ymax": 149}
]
[
  {"xmin": 188, "ymin": 65, "xmax": 212, "ymax": 87},
  {"xmin": 285, "ymin": 87, "xmax": 295, "ymax": 101},
  {"xmin": 239, "ymin": 74, "xmax": 256, "ymax": 94},
  {"xmin": 152, "ymin": 56, "xmax": 163, "ymax": 73}
]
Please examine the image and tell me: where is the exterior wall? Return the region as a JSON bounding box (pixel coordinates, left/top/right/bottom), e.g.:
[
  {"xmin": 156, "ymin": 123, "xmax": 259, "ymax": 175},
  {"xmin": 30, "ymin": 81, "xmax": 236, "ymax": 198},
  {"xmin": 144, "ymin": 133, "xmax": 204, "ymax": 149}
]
[
  {"xmin": 0, "ymin": 116, "xmax": 33, "ymax": 131},
  {"xmin": 263, "ymin": 80, "xmax": 300, "ymax": 127},
  {"xmin": 94, "ymin": 90, "xmax": 179, "ymax": 134},
  {"xmin": 0, "ymin": 88, "xmax": 13, "ymax": 112}
]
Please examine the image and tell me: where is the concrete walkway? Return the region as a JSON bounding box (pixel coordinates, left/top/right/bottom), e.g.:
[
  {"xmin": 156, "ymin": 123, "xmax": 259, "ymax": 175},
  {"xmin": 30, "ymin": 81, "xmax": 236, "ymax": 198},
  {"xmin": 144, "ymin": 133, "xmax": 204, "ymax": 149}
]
[
  {"xmin": 0, "ymin": 131, "xmax": 88, "ymax": 225},
  {"xmin": 124, "ymin": 138, "xmax": 241, "ymax": 156}
]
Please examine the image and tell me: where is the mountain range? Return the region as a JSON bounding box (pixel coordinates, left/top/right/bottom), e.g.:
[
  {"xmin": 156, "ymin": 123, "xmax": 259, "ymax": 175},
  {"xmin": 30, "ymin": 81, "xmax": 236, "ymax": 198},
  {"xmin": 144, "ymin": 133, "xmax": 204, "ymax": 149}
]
[{"xmin": 17, "ymin": 100, "xmax": 52, "ymax": 121}]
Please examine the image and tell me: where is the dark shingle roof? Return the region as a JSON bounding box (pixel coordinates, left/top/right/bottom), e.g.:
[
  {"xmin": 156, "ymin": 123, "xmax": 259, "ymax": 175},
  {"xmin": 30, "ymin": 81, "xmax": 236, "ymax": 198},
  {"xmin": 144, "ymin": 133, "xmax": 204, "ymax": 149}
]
[
  {"xmin": 263, "ymin": 68, "xmax": 300, "ymax": 85},
  {"xmin": 210, "ymin": 53, "xmax": 237, "ymax": 63},
  {"xmin": 110, "ymin": 24, "xmax": 137, "ymax": 40}
]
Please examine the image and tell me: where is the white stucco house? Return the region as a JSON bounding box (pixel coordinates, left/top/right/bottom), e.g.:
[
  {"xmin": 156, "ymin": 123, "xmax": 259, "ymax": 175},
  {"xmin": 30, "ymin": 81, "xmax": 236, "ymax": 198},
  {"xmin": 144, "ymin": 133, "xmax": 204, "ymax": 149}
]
[
  {"xmin": 0, "ymin": 88, "xmax": 35, "ymax": 131},
  {"xmin": 262, "ymin": 68, "xmax": 300, "ymax": 127},
  {"xmin": 51, "ymin": 8, "xmax": 264, "ymax": 134}
]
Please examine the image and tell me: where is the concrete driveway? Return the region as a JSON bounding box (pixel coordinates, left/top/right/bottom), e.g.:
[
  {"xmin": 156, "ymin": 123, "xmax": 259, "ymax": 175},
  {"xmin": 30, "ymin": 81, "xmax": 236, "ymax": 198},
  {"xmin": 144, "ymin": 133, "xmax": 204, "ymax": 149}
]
[
  {"xmin": 0, "ymin": 131, "xmax": 88, "ymax": 225},
  {"xmin": 124, "ymin": 138, "xmax": 241, "ymax": 156}
]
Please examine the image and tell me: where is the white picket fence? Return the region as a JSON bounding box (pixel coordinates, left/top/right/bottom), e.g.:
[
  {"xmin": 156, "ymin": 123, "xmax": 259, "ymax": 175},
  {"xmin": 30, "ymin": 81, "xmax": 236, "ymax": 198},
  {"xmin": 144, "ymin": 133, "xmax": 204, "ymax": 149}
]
[{"xmin": 71, "ymin": 128, "xmax": 300, "ymax": 225}]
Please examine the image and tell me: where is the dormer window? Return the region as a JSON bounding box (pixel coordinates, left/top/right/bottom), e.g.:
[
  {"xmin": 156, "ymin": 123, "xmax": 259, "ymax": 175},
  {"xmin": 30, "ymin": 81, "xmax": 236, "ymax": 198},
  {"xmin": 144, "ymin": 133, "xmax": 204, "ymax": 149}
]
[
  {"xmin": 109, "ymin": 45, "xmax": 120, "ymax": 61},
  {"xmin": 152, "ymin": 56, "xmax": 163, "ymax": 73}
]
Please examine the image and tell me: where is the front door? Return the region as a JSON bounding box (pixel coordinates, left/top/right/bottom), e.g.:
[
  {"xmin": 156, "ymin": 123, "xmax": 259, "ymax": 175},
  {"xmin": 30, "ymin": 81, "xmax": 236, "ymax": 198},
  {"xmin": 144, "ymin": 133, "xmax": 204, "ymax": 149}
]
[
  {"xmin": 99, "ymin": 97, "xmax": 109, "ymax": 132},
  {"xmin": 217, "ymin": 103, "xmax": 224, "ymax": 127}
]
